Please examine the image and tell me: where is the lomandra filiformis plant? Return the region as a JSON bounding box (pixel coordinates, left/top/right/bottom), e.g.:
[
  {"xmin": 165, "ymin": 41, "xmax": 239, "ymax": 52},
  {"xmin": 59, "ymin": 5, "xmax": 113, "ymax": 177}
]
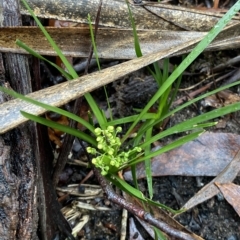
[{"xmin": 87, "ymin": 126, "xmax": 142, "ymax": 175}]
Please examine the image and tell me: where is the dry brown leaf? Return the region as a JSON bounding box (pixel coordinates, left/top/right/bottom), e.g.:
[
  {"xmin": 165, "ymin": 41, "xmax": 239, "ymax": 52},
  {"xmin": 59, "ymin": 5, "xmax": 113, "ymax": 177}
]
[
  {"xmin": 1, "ymin": 22, "xmax": 240, "ymax": 58},
  {"xmin": 124, "ymin": 132, "xmax": 240, "ymax": 180},
  {"xmin": 0, "ymin": 27, "xmax": 205, "ymax": 59},
  {"xmin": 181, "ymin": 148, "xmax": 240, "ymax": 212},
  {"xmin": 215, "ymin": 182, "xmax": 240, "ymax": 217},
  {"xmin": 201, "ymin": 90, "xmax": 240, "ymax": 108},
  {"xmin": 46, "ymin": 113, "xmax": 69, "ymax": 147}
]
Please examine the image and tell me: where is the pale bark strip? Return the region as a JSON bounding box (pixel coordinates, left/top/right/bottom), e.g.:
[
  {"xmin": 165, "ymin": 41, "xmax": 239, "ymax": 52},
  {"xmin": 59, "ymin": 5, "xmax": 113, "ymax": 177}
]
[
  {"xmin": 0, "ymin": 35, "xmax": 203, "ymax": 133},
  {"xmin": 20, "ymin": 0, "xmax": 181, "ymax": 30},
  {"xmin": 0, "ymin": 27, "xmax": 206, "ymax": 58},
  {"xmin": 0, "ymin": 23, "xmax": 240, "ymax": 59}
]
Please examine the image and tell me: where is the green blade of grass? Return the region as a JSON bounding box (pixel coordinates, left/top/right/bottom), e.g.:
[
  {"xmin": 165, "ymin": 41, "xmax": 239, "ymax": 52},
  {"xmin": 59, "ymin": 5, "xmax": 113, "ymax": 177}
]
[
  {"xmin": 107, "ymin": 175, "xmax": 147, "ymax": 201},
  {"xmin": 21, "ymin": 0, "xmax": 77, "ymax": 78},
  {"xmin": 146, "ymin": 198, "xmax": 185, "ymax": 214},
  {"xmin": 127, "ymin": 130, "xmax": 204, "ymax": 165},
  {"xmin": 126, "ymin": 0, "xmax": 143, "ymax": 57},
  {"xmin": 87, "ymin": 13, "xmax": 112, "ymax": 124},
  {"xmin": 134, "ymin": 80, "xmax": 240, "ymax": 140},
  {"xmin": 106, "ymin": 113, "xmax": 157, "ymax": 126},
  {"xmin": 122, "ymin": 0, "xmax": 240, "ymax": 142},
  {"xmin": 162, "ymin": 58, "xmax": 169, "ymax": 82},
  {"xmin": 87, "ymin": 14, "xmax": 101, "ymax": 70},
  {"xmin": 168, "ymin": 68, "xmax": 182, "ymax": 108},
  {"xmin": 144, "ymin": 126, "xmax": 153, "ymax": 199},
  {"xmin": 21, "ymin": 0, "xmax": 107, "ymax": 128},
  {"xmin": 0, "ymin": 86, "xmax": 95, "ymax": 133},
  {"xmin": 140, "ymin": 121, "xmax": 216, "ymax": 149},
  {"xmin": 140, "ymin": 121, "xmax": 217, "ymax": 149},
  {"xmin": 156, "ymin": 83, "xmax": 171, "ymax": 119},
  {"xmin": 152, "ymin": 61, "xmax": 163, "ymax": 87},
  {"xmin": 16, "ymin": 40, "xmax": 72, "ymax": 80},
  {"xmin": 21, "ymin": 111, "xmax": 97, "ymax": 146},
  {"xmin": 84, "ymin": 92, "xmax": 108, "ymax": 128},
  {"xmin": 130, "ymin": 164, "xmax": 139, "ymax": 192},
  {"xmin": 154, "ymin": 228, "xmax": 166, "ymax": 240},
  {"xmin": 156, "ymin": 101, "xmax": 240, "ymax": 145},
  {"xmin": 139, "ymin": 99, "xmax": 240, "ymax": 147}
]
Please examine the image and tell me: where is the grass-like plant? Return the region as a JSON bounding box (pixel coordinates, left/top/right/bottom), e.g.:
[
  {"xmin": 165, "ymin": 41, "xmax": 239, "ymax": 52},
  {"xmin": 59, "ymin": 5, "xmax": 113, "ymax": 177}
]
[
  {"xmin": 1, "ymin": 0, "xmax": 240, "ymax": 235},
  {"xmin": 126, "ymin": 1, "xmax": 183, "ymax": 198}
]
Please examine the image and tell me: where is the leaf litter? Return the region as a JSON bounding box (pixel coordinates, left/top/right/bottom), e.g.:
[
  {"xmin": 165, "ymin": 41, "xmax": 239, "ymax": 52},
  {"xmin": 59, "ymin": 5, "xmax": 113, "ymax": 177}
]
[
  {"xmin": 124, "ymin": 132, "xmax": 240, "ymax": 179},
  {"xmin": 215, "ymin": 182, "xmax": 240, "ymax": 217}
]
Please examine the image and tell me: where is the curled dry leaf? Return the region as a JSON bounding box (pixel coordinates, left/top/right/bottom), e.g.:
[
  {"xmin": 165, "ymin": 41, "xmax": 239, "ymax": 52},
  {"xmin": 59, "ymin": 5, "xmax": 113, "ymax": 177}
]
[
  {"xmin": 0, "ymin": 27, "xmax": 206, "ymax": 58},
  {"xmin": 1, "ymin": 23, "xmax": 240, "ymax": 58},
  {"xmin": 215, "ymin": 182, "xmax": 240, "ymax": 217},
  {"xmin": 181, "ymin": 148, "xmax": 240, "ymax": 212},
  {"xmin": 201, "ymin": 89, "xmax": 240, "ymax": 108}
]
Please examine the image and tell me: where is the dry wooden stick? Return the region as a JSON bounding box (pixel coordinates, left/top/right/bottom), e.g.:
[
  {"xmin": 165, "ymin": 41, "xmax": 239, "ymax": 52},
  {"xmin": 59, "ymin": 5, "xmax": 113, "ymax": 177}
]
[{"xmin": 92, "ymin": 166, "xmax": 196, "ymax": 240}]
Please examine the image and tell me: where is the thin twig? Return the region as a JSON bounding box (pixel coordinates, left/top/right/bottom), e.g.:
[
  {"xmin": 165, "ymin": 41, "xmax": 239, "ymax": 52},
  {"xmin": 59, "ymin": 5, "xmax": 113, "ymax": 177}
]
[
  {"xmin": 172, "ymin": 70, "xmax": 234, "ymax": 107},
  {"xmin": 93, "ymin": 167, "xmax": 196, "ymax": 240},
  {"xmin": 52, "ymin": 98, "xmax": 82, "ymax": 186}
]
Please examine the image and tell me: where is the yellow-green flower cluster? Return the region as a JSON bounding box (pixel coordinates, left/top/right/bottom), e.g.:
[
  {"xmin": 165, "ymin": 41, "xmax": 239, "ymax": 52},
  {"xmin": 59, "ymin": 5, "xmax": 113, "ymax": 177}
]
[{"xmin": 87, "ymin": 126, "xmax": 142, "ymax": 175}]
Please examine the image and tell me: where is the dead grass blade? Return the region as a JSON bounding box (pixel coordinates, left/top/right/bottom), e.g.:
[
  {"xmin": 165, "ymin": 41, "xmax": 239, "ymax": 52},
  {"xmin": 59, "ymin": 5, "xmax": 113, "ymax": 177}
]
[
  {"xmin": 215, "ymin": 182, "xmax": 240, "ymax": 217},
  {"xmin": 0, "ymin": 27, "xmax": 205, "ymax": 58},
  {"xmin": 0, "ymin": 36, "xmax": 202, "ymax": 133},
  {"xmin": 1, "ymin": 22, "xmax": 240, "ymax": 58},
  {"xmin": 181, "ymin": 148, "xmax": 240, "ymax": 212}
]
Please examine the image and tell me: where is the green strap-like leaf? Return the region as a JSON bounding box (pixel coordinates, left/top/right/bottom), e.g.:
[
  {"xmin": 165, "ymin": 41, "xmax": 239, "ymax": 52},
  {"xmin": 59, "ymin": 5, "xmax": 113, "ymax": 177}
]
[
  {"xmin": 0, "ymin": 86, "xmax": 95, "ymax": 133},
  {"xmin": 21, "ymin": 111, "xmax": 97, "ymax": 146},
  {"xmin": 128, "ymin": 130, "xmax": 204, "ymax": 164},
  {"xmin": 122, "ymin": 0, "xmax": 240, "ymax": 142}
]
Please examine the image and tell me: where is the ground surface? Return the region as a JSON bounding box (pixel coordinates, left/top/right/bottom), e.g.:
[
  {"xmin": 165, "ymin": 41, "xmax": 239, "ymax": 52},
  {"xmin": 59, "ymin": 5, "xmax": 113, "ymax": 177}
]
[
  {"xmin": 54, "ymin": 49, "xmax": 240, "ymax": 240},
  {"xmin": 38, "ymin": 0, "xmax": 240, "ymax": 238}
]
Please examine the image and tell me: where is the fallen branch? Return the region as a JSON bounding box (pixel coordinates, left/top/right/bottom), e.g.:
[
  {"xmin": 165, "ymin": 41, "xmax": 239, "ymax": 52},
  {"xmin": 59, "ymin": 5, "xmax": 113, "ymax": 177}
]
[{"xmin": 93, "ymin": 166, "xmax": 196, "ymax": 240}]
